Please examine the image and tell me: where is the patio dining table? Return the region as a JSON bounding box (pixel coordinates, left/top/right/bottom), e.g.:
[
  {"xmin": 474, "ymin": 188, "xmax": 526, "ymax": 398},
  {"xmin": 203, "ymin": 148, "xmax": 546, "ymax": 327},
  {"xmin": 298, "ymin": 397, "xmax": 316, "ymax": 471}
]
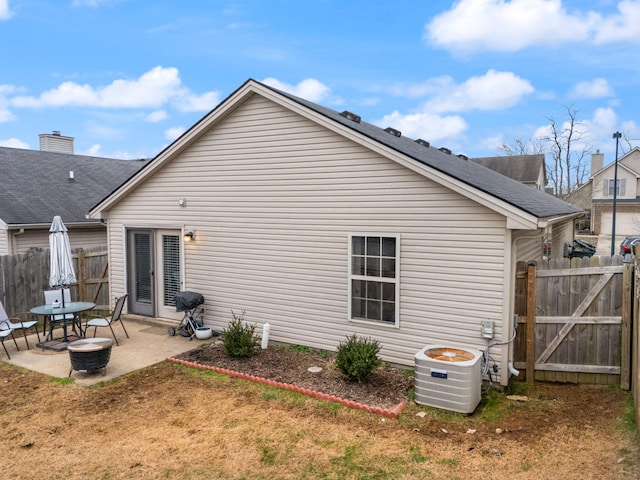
[{"xmin": 30, "ymin": 301, "xmax": 96, "ymax": 343}]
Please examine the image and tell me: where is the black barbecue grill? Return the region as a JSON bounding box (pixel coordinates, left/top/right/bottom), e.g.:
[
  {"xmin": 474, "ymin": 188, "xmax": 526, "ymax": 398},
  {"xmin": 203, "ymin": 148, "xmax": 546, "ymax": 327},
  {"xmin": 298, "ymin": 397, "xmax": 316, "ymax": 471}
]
[{"xmin": 168, "ymin": 291, "xmax": 205, "ymax": 339}]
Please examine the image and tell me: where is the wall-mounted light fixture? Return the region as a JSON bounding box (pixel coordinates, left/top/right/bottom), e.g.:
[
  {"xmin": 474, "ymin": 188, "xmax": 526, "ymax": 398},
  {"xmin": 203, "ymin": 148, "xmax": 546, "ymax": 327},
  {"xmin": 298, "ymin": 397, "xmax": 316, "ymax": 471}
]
[
  {"xmin": 183, "ymin": 229, "xmax": 194, "ymax": 242},
  {"xmin": 178, "ymin": 197, "xmax": 187, "ymax": 207}
]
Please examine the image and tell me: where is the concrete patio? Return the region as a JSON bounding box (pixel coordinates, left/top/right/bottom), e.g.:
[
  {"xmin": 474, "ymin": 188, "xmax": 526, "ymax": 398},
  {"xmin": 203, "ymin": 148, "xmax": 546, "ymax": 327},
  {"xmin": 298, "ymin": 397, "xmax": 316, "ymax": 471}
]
[{"xmin": 1, "ymin": 317, "xmax": 209, "ymax": 386}]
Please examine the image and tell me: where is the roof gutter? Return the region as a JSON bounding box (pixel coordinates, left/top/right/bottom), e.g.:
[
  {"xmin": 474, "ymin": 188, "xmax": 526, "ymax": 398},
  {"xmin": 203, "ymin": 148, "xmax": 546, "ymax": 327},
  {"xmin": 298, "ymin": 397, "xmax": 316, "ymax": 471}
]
[
  {"xmin": 536, "ymin": 211, "xmax": 586, "ymax": 229},
  {"xmin": 7, "ymin": 221, "xmax": 103, "ymax": 230}
]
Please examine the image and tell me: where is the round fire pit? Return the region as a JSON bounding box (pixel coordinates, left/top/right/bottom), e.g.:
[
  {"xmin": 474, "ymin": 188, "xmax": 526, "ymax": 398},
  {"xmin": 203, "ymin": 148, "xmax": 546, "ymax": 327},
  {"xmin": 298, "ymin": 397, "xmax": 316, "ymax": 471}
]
[{"xmin": 68, "ymin": 337, "xmax": 113, "ymax": 377}]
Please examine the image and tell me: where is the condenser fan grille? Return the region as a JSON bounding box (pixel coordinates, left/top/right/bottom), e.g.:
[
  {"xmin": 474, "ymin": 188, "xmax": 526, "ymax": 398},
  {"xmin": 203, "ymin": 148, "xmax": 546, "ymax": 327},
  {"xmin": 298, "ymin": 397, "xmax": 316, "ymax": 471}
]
[{"xmin": 425, "ymin": 347, "xmax": 475, "ymax": 362}]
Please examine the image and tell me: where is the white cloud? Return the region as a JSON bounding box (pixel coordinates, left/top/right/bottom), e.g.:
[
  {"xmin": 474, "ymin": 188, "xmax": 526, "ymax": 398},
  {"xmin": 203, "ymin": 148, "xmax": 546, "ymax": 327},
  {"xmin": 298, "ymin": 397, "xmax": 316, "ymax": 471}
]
[
  {"xmin": 425, "ymin": 0, "xmax": 640, "ymax": 54},
  {"xmin": 0, "ymin": 108, "xmax": 15, "ymax": 122},
  {"xmin": 375, "ymin": 110, "xmax": 468, "ymax": 142},
  {"xmin": 594, "ymin": 0, "xmax": 640, "ymax": 43},
  {"xmin": 426, "ymin": 0, "xmax": 592, "ymax": 54},
  {"xmin": 0, "ymin": 137, "xmax": 29, "ymax": 148},
  {"xmin": 569, "ymin": 78, "xmax": 614, "ymax": 99},
  {"xmin": 621, "ymin": 119, "xmax": 640, "ymax": 139},
  {"xmin": 585, "ymin": 107, "xmax": 618, "ymax": 137},
  {"xmin": 173, "ymin": 90, "xmax": 220, "ymax": 112},
  {"xmin": 0, "ymin": 0, "xmax": 13, "ymax": 20},
  {"xmin": 85, "ymin": 144, "xmax": 103, "ymax": 156},
  {"xmin": 9, "ymin": 66, "xmax": 219, "ymax": 112},
  {"xmin": 423, "ymin": 70, "xmax": 534, "ymax": 113},
  {"xmin": 262, "ymin": 78, "xmax": 331, "ymax": 103},
  {"xmin": 165, "ymin": 126, "xmax": 185, "ymax": 141},
  {"xmin": 145, "ymin": 110, "xmax": 168, "ymax": 123}
]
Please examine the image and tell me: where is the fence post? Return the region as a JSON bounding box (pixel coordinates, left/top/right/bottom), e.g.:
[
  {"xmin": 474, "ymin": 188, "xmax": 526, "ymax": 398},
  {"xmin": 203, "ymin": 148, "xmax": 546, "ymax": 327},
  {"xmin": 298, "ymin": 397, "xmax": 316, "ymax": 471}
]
[
  {"xmin": 621, "ymin": 259, "xmax": 633, "ymax": 390},
  {"xmin": 76, "ymin": 250, "xmax": 87, "ymax": 302},
  {"xmin": 526, "ymin": 261, "xmax": 537, "ymax": 385}
]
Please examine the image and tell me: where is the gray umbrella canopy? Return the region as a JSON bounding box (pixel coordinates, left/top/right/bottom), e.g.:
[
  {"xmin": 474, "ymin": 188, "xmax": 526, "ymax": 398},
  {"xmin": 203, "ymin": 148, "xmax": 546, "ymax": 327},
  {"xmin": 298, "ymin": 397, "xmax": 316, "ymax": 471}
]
[{"xmin": 49, "ymin": 216, "xmax": 77, "ymax": 305}]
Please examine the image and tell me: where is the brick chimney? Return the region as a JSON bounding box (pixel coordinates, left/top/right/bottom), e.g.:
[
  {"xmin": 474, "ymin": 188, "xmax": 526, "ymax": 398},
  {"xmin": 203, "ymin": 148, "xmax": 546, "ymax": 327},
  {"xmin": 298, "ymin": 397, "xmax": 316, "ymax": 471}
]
[
  {"xmin": 39, "ymin": 131, "xmax": 74, "ymax": 154},
  {"xmin": 591, "ymin": 151, "xmax": 604, "ymax": 175}
]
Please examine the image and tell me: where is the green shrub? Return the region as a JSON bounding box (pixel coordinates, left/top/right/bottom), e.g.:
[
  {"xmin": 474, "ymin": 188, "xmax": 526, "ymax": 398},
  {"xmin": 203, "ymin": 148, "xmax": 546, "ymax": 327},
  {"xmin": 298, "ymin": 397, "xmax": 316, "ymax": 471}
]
[
  {"xmin": 335, "ymin": 334, "xmax": 382, "ymax": 383},
  {"xmin": 222, "ymin": 310, "xmax": 259, "ymax": 357}
]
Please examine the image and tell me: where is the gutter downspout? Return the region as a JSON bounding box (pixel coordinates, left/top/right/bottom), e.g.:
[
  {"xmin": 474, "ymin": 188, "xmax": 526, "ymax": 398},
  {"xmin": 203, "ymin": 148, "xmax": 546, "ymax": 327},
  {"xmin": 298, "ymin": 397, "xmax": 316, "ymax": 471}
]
[
  {"xmin": 505, "ymin": 229, "xmax": 545, "ymax": 383},
  {"xmin": 10, "ymin": 228, "xmax": 25, "ymax": 255}
]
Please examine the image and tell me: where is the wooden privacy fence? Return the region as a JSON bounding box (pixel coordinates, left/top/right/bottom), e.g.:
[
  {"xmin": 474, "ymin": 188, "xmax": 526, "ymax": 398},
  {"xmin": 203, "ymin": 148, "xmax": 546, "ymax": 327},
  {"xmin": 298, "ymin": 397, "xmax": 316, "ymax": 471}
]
[
  {"xmin": 514, "ymin": 256, "xmax": 633, "ymax": 388},
  {"xmin": 0, "ymin": 246, "xmax": 110, "ymax": 317}
]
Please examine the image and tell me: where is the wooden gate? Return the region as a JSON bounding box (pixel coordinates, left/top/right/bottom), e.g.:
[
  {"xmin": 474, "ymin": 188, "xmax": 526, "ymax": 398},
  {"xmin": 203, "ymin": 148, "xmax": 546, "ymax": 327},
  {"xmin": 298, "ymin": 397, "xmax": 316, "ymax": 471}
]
[{"xmin": 514, "ymin": 256, "xmax": 633, "ymax": 388}]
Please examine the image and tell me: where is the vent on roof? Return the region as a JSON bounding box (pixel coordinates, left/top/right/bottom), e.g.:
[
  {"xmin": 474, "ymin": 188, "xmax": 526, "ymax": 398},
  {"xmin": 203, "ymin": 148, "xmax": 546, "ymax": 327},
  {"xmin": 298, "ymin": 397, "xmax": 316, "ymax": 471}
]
[
  {"xmin": 439, "ymin": 147, "xmax": 452, "ymax": 155},
  {"xmin": 457, "ymin": 154, "xmax": 469, "ymax": 160},
  {"xmin": 384, "ymin": 127, "xmax": 401, "ymax": 137},
  {"xmin": 339, "ymin": 110, "xmax": 361, "ymax": 123},
  {"xmin": 415, "ymin": 139, "xmax": 430, "ymax": 148}
]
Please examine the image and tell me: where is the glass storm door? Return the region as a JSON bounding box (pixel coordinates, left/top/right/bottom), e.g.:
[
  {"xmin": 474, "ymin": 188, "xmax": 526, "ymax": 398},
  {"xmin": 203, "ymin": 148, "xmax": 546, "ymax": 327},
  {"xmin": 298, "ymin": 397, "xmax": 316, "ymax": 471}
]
[
  {"xmin": 127, "ymin": 229, "xmax": 182, "ymax": 320},
  {"xmin": 155, "ymin": 230, "xmax": 182, "ymax": 320},
  {"xmin": 127, "ymin": 229, "xmax": 154, "ymax": 317}
]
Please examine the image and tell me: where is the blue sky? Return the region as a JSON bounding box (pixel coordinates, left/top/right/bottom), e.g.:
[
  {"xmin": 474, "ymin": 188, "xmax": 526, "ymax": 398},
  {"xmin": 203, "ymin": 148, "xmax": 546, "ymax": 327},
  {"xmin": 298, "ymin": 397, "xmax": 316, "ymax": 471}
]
[{"xmin": 1, "ymin": 0, "xmax": 639, "ymax": 164}]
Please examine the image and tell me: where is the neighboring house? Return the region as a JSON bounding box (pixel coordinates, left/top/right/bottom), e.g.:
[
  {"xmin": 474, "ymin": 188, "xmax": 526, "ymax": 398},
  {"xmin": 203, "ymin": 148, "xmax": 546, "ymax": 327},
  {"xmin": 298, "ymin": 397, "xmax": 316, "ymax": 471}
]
[
  {"xmin": 470, "ymin": 154, "xmax": 547, "ymax": 190},
  {"xmin": 89, "ymin": 79, "xmax": 582, "ymax": 383},
  {"xmin": 573, "ymin": 149, "xmax": 640, "ymax": 254},
  {"xmin": 0, "ymin": 143, "xmax": 150, "ymax": 256}
]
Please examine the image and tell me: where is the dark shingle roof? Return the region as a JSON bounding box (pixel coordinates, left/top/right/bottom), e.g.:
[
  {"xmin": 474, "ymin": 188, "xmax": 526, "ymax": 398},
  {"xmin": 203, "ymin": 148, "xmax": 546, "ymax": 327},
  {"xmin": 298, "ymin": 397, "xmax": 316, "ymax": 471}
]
[
  {"xmin": 261, "ymin": 81, "xmax": 581, "ymax": 220},
  {"xmin": 0, "ymin": 147, "xmax": 150, "ymax": 225},
  {"xmin": 470, "ymin": 155, "xmax": 545, "ymax": 184}
]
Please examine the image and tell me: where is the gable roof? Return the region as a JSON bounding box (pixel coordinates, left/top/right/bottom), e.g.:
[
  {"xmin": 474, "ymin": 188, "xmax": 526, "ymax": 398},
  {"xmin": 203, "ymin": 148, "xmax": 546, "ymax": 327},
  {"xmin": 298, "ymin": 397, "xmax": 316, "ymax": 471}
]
[
  {"xmin": 591, "ymin": 147, "xmax": 640, "ymax": 179},
  {"xmin": 0, "ymin": 147, "xmax": 150, "ymax": 226},
  {"xmin": 470, "ymin": 154, "xmax": 546, "ymax": 185},
  {"xmin": 90, "ymin": 79, "xmax": 583, "ymax": 225}
]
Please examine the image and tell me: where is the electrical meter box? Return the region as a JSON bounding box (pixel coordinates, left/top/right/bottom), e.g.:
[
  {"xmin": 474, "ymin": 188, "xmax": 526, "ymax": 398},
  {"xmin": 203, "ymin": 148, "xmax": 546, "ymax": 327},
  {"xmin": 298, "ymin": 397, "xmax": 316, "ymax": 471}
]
[{"xmin": 481, "ymin": 320, "xmax": 494, "ymax": 339}]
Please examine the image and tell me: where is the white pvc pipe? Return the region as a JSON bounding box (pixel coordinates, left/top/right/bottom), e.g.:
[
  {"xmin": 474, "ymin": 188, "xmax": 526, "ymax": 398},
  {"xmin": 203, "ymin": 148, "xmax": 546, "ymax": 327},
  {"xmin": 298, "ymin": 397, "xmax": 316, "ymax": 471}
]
[
  {"xmin": 261, "ymin": 323, "xmax": 270, "ymax": 349},
  {"xmin": 508, "ymin": 362, "xmax": 520, "ymax": 376}
]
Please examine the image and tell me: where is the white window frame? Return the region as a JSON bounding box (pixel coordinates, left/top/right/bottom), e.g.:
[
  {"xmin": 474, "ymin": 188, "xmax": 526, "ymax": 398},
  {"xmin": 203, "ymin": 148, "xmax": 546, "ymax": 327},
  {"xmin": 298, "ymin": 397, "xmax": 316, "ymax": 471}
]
[{"xmin": 348, "ymin": 234, "xmax": 400, "ymax": 327}]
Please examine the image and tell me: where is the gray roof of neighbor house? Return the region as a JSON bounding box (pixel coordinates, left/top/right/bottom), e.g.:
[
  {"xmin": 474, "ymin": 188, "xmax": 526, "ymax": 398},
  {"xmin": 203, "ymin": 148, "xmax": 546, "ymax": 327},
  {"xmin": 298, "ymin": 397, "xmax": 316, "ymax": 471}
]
[
  {"xmin": 0, "ymin": 147, "xmax": 150, "ymax": 226},
  {"xmin": 470, "ymin": 154, "xmax": 546, "ymax": 185},
  {"xmin": 260, "ymin": 81, "xmax": 581, "ymax": 220}
]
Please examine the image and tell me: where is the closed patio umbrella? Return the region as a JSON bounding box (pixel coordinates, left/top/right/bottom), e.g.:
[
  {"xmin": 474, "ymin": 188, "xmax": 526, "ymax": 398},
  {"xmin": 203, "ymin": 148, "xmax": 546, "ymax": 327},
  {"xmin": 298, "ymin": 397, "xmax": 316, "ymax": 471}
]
[{"xmin": 49, "ymin": 216, "xmax": 76, "ymax": 307}]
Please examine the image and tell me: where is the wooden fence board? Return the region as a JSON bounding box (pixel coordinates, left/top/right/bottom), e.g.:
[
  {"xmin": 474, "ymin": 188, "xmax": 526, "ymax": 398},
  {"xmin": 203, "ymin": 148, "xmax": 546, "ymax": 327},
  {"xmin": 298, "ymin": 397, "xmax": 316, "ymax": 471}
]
[
  {"xmin": 516, "ymin": 255, "xmax": 631, "ymax": 386},
  {"xmin": 0, "ymin": 247, "xmax": 109, "ymax": 317}
]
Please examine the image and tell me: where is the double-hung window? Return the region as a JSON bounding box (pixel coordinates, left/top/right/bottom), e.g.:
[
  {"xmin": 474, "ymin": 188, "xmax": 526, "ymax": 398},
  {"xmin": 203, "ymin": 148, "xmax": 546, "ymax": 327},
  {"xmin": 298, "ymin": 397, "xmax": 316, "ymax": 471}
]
[
  {"xmin": 349, "ymin": 235, "xmax": 399, "ymax": 326},
  {"xmin": 606, "ymin": 178, "xmax": 626, "ymax": 196}
]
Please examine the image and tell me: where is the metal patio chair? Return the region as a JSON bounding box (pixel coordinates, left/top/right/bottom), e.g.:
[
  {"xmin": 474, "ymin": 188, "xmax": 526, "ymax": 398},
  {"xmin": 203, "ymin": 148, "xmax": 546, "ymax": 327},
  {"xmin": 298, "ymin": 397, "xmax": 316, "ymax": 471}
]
[
  {"xmin": 43, "ymin": 288, "xmax": 76, "ymax": 340},
  {"xmin": 0, "ymin": 300, "xmax": 40, "ymax": 353},
  {"xmin": 84, "ymin": 295, "xmax": 129, "ymax": 346}
]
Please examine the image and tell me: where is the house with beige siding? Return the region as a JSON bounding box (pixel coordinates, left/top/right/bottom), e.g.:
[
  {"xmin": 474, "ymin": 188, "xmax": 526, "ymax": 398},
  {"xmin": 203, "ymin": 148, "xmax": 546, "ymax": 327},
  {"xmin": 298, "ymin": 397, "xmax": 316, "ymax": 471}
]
[
  {"xmin": 89, "ymin": 79, "xmax": 582, "ymax": 384},
  {"xmin": 581, "ymin": 149, "xmax": 640, "ymax": 254},
  {"xmin": 471, "ymin": 154, "xmax": 547, "ymax": 190},
  {"xmin": 0, "ymin": 145, "xmax": 149, "ymax": 256}
]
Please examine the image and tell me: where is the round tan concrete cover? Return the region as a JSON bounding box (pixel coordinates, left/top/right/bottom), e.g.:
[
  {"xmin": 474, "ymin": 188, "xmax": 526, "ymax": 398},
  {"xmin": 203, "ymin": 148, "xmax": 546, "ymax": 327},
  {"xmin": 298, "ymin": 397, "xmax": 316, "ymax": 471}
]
[{"xmin": 67, "ymin": 337, "xmax": 113, "ymax": 352}]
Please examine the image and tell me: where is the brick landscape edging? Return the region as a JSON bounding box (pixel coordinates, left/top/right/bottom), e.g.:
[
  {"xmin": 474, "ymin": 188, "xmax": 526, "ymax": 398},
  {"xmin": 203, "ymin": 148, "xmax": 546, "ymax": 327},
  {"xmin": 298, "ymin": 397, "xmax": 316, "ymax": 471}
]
[{"xmin": 168, "ymin": 357, "xmax": 406, "ymax": 419}]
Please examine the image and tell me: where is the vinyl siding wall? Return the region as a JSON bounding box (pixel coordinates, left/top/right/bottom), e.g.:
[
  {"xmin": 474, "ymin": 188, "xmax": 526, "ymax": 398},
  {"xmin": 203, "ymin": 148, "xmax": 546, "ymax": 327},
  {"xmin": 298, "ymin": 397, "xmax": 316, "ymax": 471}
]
[
  {"xmin": 12, "ymin": 227, "xmax": 107, "ymax": 254},
  {"xmin": 550, "ymin": 220, "xmax": 575, "ymax": 260},
  {"xmin": 106, "ymin": 94, "xmax": 509, "ymax": 367},
  {"xmin": 0, "ymin": 226, "xmax": 8, "ymax": 256}
]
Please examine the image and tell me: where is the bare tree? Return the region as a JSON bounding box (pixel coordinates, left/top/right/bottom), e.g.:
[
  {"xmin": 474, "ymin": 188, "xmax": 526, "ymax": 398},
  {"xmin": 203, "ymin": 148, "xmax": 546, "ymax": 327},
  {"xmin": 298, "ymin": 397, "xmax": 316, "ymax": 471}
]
[
  {"xmin": 622, "ymin": 130, "xmax": 639, "ymax": 155},
  {"xmin": 498, "ymin": 105, "xmax": 591, "ymax": 197},
  {"xmin": 497, "ymin": 138, "xmax": 545, "ymax": 156},
  {"xmin": 539, "ymin": 106, "xmax": 590, "ymax": 196}
]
